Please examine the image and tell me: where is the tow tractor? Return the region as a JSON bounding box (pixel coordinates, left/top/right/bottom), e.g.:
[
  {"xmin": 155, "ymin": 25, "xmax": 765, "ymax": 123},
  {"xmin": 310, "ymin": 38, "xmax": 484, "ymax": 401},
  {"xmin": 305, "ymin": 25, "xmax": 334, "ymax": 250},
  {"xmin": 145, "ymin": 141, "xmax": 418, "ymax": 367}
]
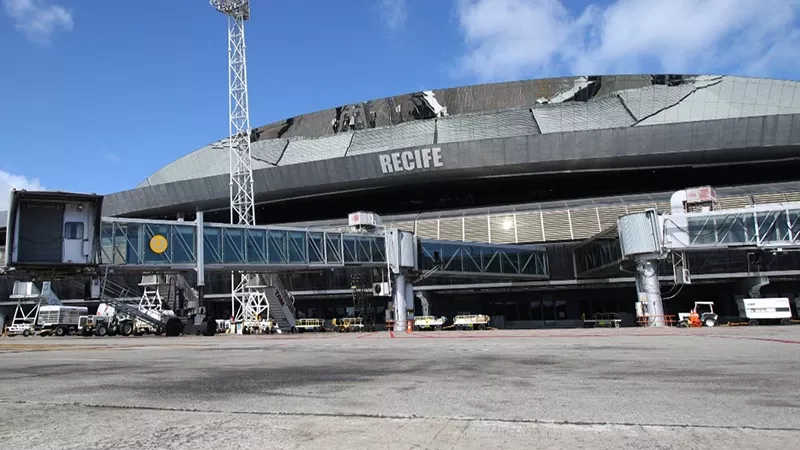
[
  {"xmin": 678, "ymin": 301, "xmax": 718, "ymax": 327},
  {"xmin": 413, "ymin": 316, "xmax": 446, "ymax": 331},
  {"xmin": 331, "ymin": 317, "xmax": 364, "ymax": 332},
  {"xmin": 453, "ymin": 314, "xmax": 491, "ymax": 330},
  {"xmin": 77, "ymin": 303, "xmax": 135, "ymax": 337}
]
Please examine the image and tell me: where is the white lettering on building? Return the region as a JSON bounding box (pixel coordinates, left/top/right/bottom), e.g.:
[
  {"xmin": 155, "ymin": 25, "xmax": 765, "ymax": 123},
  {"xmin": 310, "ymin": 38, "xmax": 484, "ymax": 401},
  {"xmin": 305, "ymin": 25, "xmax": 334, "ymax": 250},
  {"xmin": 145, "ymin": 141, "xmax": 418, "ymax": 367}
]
[{"xmin": 379, "ymin": 147, "xmax": 444, "ymax": 174}]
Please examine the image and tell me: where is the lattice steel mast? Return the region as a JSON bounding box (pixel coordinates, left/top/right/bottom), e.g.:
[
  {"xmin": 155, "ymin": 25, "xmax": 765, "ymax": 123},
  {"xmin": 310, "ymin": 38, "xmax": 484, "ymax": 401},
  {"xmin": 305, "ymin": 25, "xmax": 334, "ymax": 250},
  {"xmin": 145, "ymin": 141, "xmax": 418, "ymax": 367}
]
[{"xmin": 210, "ymin": 0, "xmax": 268, "ymax": 329}]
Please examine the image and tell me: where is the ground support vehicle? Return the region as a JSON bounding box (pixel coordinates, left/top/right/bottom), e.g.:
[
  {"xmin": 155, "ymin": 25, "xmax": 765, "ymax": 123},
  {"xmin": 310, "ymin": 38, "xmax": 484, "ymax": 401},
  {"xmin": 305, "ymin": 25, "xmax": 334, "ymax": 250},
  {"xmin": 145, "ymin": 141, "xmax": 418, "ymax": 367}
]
[
  {"xmin": 736, "ymin": 298, "xmax": 793, "ymax": 326},
  {"xmin": 453, "ymin": 314, "xmax": 490, "ymax": 330},
  {"xmin": 237, "ymin": 318, "xmax": 276, "ymax": 335},
  {"xmin": 413, "ymin": 316, "xmax": 446, "ymax": 331},
  {"xmin": 678, "ymin": 302, "xmax": 718, "ymax": 328},
  {"xmin": 582, "ymin": 313, "xmax": 622, "ymax": 328},
  {"xmin": 6, "ymin": 322, "xmax": 35, "ymax": 337},
  {"xmin": 332, "ymin": 317, "xmax": 364, "ymax": 332},
  {"xmin": 36, "ymin": 306, "xmax": 88, "ymax": 336},
  {"xmin": 295, "ymin": 318, "xmax": 325, "ymax": 332}
]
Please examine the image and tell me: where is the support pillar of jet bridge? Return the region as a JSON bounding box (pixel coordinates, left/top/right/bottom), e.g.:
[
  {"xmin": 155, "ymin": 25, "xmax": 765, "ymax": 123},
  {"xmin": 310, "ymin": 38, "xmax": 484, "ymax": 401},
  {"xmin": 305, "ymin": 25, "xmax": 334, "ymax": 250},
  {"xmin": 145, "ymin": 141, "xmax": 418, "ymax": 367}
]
[
  {"xmin": 635, "ymin": 258, "xmax": 665, "ymax": 326},
  {"xmin": 618, "ymin": 209, "xmax": 666, "ymax": 327},
  {"xmin": 385, "ymin": 228, "xmax": 419, "ymax": 333}
]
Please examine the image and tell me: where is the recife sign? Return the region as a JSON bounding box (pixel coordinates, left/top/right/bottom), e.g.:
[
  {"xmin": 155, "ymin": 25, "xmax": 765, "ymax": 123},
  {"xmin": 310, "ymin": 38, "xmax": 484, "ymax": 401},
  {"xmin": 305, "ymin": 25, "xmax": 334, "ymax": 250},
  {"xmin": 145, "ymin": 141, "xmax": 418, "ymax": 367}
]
[{"xmin": 379, "ymin": 147, "xmax": 444, "ymax": 174}]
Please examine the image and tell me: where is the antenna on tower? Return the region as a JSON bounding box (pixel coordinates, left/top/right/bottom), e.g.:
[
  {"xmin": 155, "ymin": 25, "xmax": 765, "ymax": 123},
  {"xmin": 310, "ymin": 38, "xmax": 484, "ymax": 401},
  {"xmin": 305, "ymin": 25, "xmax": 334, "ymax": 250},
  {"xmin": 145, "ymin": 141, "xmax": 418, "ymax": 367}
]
[{"xmin": 210, "ymin": 0, "xmax": 269, "ymax": 332}]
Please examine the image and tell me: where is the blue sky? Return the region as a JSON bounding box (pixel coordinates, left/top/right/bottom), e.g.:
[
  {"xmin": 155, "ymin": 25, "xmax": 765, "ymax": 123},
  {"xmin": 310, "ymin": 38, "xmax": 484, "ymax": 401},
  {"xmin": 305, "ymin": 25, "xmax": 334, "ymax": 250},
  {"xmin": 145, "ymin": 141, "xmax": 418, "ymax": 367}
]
[{"xmin": 1, "ymin": 0, "xmax": 799, "ymax": 209}]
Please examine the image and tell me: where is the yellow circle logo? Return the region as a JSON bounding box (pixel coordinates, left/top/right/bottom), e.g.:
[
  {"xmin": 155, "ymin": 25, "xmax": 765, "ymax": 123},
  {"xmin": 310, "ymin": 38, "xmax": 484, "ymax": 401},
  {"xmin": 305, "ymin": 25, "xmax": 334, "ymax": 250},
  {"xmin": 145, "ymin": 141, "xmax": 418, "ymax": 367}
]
[{"xmin": 149, "ymin": 235, "xmax": 168, "ymax": 254}]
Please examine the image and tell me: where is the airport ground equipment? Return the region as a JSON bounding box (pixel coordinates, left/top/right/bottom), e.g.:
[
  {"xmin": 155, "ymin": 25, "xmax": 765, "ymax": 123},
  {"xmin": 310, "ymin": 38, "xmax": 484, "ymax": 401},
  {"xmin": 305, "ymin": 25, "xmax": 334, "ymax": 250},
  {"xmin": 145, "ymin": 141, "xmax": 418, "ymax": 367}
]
[
  {"xmin": 678, "ymin": 301, "xmax": 718, "ymax": 327},
  {"xmin": 294, "ymin": 318, "xmax": 325, "ymax": 332},
  {"xmin": 453, "ymin": 314, "xmax": 490, "ymax": 330},
  {"xmin": 36, "ymin": 305, "xmax": 88, "ymax": 336},
  {"xmin": 582, "ymin": 313, "xmax": 621, "ymax": 328},
  {"xmin": 736, "ymin": 297, "xmax": 793, "ymax": 326},
  {"xmin": 413, "ymin": 316, "xmax": 446, "ymax": 331},
  {"xmin": 331, "ymin": 317, "xmax": 364, "ymax": 332},
  {"xmin": 6, "ymin": 281, "xmax": 46, "ymax": 336}
]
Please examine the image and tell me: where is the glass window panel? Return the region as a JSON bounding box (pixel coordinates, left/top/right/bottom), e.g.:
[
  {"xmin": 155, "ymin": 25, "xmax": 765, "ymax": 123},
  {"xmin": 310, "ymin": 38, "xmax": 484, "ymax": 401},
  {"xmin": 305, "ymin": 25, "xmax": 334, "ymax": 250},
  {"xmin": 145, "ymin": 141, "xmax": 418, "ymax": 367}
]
[
  {"xmin": 173, "ymin": 226, "xmax": 196, "ymax": 264},
  {"xmin": 203, "ymin": 227, "xmax": 221, "ymax": 264},
  {"xmin": 145, "ymin": 225, "xmax": 170, "ymax": 263},
  {"xmin": 326, "ymin": 234, "xmax": 342, "ymax": 263},
  {"xmin": 269, "ymin": 230, "xmax": 288, "ymax": 264},
  {"xmin": 289, "ymin": 231, "xmax": 307, "ymax": 263},
  {"xmin": 246, "ymin": 229, "xmax": 267, "ymax": 263},
  {"xmin": 343, "ymin": 236, "xmax": 357, "ymax": 263},
  {"xmin": 222, "ymin": 228, "xmax": 244, "ymax": 264}
]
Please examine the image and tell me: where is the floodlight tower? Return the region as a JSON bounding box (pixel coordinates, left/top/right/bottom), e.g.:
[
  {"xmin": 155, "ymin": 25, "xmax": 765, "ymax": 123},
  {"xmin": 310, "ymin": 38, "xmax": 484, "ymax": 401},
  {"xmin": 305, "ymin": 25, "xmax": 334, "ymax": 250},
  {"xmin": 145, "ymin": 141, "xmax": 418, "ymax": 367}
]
[{"xmin": 210, "ymin": 0, "xmax": 268, "ymax": 329}]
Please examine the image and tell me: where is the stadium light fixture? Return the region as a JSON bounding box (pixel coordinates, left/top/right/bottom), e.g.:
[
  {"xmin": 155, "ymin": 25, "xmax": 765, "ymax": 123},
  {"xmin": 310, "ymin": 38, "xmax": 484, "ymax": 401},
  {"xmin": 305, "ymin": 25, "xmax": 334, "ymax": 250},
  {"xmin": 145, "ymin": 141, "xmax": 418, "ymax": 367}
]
[{"xmin": 210, "ymin": 0, "xmax": 250, "ymax": 20}]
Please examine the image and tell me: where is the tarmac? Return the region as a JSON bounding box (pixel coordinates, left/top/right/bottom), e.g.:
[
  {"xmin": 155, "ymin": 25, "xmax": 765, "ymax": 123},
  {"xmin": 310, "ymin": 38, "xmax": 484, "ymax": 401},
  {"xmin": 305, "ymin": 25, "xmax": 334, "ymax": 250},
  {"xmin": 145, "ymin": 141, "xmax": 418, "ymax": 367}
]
[{"xmin": 1, "ymin": 326, "xmax": 800, "ymax": 449}]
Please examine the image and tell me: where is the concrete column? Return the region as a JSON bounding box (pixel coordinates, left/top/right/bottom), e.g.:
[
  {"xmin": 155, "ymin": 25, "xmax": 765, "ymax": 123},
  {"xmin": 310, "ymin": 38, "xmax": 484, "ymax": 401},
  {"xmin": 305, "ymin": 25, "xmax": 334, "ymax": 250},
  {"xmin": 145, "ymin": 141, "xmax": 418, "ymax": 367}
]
[
  {"xmin": 635, "ymin": 258, "xmax": 664, "ymax": 326},
  {"xmin": 393, "ymin": 274, "xmax": 408, "ymax": 332}
]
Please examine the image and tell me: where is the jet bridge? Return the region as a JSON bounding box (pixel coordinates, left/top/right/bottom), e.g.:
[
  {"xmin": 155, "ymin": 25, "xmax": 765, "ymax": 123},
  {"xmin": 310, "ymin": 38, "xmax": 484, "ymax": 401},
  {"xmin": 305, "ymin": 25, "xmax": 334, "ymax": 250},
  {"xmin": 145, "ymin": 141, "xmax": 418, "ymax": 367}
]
[
  {"xmin": 573, "ymin": 185, "xmax": 800, "ymax": 326},
  {"xmin": 97, "ymin": 217, "xmax": 549, "ymax": 279}
]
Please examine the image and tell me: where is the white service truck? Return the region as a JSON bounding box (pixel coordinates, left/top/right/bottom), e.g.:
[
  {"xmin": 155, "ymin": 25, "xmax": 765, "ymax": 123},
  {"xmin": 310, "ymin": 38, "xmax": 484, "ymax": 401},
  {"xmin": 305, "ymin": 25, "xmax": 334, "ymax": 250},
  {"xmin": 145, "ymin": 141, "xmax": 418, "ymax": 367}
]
[
  {"xmin": 413, "ymin": 316, "xmax": 446, "ymax": 331},
  {"xmin": 453, "ymin": 314, "xmax": 490, "ymax": 330},
  {"xmin": 736, "ymin": 298, "xmax": 793, "ymax": 326},
  {"xmin": 37, "ymin": 305, "xmax": 88, "ymax": 336}
]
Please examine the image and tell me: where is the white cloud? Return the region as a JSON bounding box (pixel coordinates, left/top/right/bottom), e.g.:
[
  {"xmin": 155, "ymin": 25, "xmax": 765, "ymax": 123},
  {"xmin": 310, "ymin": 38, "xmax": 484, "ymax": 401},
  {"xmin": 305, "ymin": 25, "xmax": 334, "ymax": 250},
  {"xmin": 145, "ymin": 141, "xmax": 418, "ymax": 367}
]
[
  {"xmin": 456, "ymin": 0, "xmax": 800, "ymax": 81},
  {"xmin": 0, "ymin": 170, "xmax": 45, "ymax": 211},
  {"xmin": 379, "ymin": 0, "xmax": 407, "ymax": 30},
  {"xmin": 2, "ymin": 0, "xmax": 73, "ymax": 44}
]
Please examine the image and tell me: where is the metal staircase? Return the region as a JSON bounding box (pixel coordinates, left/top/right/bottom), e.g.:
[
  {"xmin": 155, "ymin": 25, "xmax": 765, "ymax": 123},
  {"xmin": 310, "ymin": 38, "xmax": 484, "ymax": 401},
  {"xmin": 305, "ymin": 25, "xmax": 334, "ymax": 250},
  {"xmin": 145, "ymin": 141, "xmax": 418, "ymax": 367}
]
[
  {"xmin": 90, "ymin": 276, "xmax": 169, "ymax": 330},
  {"xmin": 262, "ymin": 273, "xmax": 296, "ymax": 332}
]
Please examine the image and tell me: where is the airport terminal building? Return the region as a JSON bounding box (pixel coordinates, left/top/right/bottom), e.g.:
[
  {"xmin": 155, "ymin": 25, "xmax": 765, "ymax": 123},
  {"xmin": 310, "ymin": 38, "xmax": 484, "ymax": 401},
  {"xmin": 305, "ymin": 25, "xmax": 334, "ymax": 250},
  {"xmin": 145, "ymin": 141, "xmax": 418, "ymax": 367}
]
[{"xmin": 4, "ymin": 74, "xmax": 800, "ymax": 327}]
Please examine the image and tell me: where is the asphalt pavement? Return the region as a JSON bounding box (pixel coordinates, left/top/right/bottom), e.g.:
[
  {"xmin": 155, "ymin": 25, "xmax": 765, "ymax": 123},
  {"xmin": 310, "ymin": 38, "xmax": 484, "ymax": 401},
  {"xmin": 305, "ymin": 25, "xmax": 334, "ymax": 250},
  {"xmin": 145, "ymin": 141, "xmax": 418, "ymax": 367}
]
[{"xmin": 1, "ymin": 326, "xmax": 799, "ymax": 449}]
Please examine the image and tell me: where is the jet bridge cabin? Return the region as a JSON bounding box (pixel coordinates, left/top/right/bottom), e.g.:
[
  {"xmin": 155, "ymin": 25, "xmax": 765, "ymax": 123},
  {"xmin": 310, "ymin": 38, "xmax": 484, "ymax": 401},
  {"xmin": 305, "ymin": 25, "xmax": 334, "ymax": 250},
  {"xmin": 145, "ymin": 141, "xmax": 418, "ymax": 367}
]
[{"xmin": 4, "ymin": 190, "xmax": 103, "ymax": 273}]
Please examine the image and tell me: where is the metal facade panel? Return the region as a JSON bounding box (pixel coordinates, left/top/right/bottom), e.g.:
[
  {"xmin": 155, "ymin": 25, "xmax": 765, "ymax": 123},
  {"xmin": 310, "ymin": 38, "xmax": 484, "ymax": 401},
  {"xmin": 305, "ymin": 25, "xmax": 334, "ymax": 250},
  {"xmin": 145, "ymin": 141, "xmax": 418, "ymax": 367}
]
[
  {"xmin": 438, "ymin": 218, "xmax": 463, "ymax": 241},
  {"xmin": 347, "ymin": 120, "xmax": 435, "ymax": 156},
  {"xmin": 414, "ymin": 219, "xmax": 438, "ymax": 239},
  {"xmin": 279, "ymin": 133, "xmax": 353, "ymax": 166},
  {"xmin": 618, "ymin": 212, "xmax": 659, "ymax": 256},
  {"xmin": 597, "ymin": 205, "xmax": 629, "ymax": 229},
  {"xmin": 17, "ymin": 202, "xmax": 63, "ymax": 263},
  {"xmin": 437, "ymin": 109, "xmax": 539, "ymax": 144},
  {"xmin": 517, "ymin": 211, "xmax": 544, "ymax": 243},
  {"xmin": 532, "ymin": 96, "xmax": 635, "ymax": 134},
  {"xmin": 463, "ymin": 216, "xmax": 489, "ymax": 242},
  {"xmin": 541, "ymin": 210, "xmax": 572, "ymax": 241},
  {"xmin": 489, "ymin": 214, "xmax": 516, "ymax": 243},
  {"xmin": 139, "ymin": 142, "xmax": 276, "ymax": 187},
  {"xmin": 251, "ymin": 138, "xmax": 288, "ymax": 165},
  {"xmin": 638, "ymin": 77, "xmax": 800, "ymax": 126},
  {"xmin": 718, "ymin": 195, "xmax": 752, "ymax": 210},
  {"xmin": 569, "ymin": 208, "xmax": 600, "ymax": 239},
  {"xmin": 618, "ymin": 84, "xmax": 696, "ymax": 121},
  {"xmin": 752, "ymin": 193, "xmax": 787, "ymax": 204}
]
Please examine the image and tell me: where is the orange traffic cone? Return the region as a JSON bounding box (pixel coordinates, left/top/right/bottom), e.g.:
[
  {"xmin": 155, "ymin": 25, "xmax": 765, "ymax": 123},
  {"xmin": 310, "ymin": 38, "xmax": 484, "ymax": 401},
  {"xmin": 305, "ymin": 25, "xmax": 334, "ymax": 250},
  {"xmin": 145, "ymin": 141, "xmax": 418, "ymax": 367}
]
[{"xmin": 406, "ymin": 320, "xmax": 413, "ymax": 333}]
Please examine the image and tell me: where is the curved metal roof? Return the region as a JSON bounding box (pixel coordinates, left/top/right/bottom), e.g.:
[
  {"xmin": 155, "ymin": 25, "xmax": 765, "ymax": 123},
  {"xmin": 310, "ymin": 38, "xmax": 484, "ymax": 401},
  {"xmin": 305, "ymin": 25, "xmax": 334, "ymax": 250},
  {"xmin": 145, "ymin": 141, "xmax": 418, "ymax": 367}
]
[{"xmin": 137, "ymin": 74, "xmax": 800, "ymax": 189}]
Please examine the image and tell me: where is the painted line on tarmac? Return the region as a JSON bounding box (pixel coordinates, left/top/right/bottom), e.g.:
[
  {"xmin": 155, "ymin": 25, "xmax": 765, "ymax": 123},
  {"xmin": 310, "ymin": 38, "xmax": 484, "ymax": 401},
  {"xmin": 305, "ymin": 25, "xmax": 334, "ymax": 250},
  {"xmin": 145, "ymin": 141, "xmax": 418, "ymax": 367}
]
[
  {"xmin": 3, "ymin": 399, "xmax": 798, "ymax": 433},
  {"xmin": 703, "ymin": 335, "xmax": 800, "ymax": 345}
]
